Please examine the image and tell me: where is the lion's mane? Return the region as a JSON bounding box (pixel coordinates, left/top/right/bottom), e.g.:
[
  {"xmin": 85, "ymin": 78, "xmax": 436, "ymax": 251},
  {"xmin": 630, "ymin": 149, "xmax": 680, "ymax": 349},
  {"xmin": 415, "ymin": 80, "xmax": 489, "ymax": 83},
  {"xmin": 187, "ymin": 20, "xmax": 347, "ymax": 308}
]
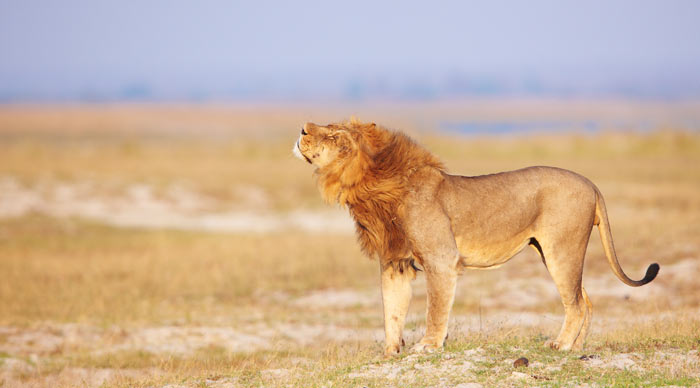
[{"xmin": 315, "ymin": 120, "xmax": 444, "ymax": 262}]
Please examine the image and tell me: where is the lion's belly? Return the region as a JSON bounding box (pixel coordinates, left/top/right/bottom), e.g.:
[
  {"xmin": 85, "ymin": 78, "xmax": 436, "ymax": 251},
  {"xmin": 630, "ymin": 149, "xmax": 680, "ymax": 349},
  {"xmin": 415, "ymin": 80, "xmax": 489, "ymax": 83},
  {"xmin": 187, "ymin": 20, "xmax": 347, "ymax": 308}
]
[
  {"xmin": 455, "ymin": 235, "xmax": 531, "ymax": 268},
  {"xmin": 450, "ymin": 194, "xmax": 539, "ymax": 268},
  {"xmin": 451, "ymin": 208, "xmax": 537, "ymax": 258}
]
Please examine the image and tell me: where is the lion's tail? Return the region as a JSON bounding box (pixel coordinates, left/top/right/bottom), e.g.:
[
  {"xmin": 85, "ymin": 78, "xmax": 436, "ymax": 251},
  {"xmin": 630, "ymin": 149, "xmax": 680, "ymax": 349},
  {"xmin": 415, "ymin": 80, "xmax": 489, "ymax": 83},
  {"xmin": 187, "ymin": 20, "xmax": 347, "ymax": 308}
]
[{"xmin": 594, "ymin": 188, "xmax": 659, "ymax": 287}]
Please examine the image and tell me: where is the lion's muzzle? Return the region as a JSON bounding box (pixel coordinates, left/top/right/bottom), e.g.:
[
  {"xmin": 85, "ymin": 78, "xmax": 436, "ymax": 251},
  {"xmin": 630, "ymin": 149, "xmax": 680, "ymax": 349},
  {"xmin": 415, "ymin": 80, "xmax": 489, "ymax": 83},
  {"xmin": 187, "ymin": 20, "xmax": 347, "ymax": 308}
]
[{"xmin": 293, "ymin": 138, "xmax": 313, "ymax": 164}]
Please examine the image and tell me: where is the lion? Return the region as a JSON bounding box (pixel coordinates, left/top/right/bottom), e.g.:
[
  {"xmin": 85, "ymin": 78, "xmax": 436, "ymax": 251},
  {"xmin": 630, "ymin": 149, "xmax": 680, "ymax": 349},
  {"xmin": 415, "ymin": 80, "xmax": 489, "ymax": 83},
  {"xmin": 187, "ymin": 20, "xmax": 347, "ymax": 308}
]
[{"xmin": 292, "ymin": 119, "xmax": 659, "ymax": 356}]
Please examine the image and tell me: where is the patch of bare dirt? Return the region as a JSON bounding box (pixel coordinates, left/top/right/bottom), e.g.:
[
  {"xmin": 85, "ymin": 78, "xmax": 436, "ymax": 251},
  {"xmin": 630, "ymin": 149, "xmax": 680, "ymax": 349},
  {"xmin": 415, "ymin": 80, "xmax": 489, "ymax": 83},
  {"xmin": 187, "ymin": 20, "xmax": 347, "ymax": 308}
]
[
  {"xmin": 292, "ymin": 289, "xmax": 378, "ymax": 309},
  {"xmin": 0, "ymin": 178, "xmax": 353, "ymax": 233},
  {"xmin": 582, "ymin": 353, "xmax": 642, "ymax": 371},
  {"xmin": 347, "ymin": 348, "xmax": 485, "ymax": 386},
  {"xmin": 0, "ymin": 322, "xmax": 380, "ymax": 358}
]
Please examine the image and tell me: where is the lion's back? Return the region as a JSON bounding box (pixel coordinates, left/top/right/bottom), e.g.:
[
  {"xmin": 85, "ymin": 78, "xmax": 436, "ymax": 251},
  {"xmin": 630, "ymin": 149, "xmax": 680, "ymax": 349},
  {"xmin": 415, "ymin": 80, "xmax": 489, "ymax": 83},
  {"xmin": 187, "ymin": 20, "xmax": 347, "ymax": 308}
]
[{"xmin": 439, "ymin": 166, "xmax": 598, "ymax": 233}]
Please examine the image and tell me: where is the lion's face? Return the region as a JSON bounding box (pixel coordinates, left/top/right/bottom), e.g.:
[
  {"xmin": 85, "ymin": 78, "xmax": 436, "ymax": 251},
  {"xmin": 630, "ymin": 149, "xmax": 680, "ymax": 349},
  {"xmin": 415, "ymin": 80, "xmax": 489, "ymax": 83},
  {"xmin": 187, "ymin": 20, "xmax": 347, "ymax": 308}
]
[{"xmin": 292, "ymin": 122, "xmax": 356, "ymax": 168}]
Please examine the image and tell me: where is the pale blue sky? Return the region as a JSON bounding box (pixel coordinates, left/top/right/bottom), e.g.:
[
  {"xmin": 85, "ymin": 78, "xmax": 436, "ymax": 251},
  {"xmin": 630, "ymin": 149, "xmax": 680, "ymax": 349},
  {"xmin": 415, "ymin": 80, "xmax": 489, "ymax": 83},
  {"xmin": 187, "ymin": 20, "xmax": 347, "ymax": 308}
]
[{"xmin": 1, "ymin": 0, "xmax": 699, "ymax": 100}]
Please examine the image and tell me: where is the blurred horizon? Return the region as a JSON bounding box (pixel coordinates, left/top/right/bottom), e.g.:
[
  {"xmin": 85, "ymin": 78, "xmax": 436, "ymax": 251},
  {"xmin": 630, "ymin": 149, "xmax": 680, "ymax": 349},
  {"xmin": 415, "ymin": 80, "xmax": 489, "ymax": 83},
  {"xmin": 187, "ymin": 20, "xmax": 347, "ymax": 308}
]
[{"xmin": 2, "ymin": 1, "xmax": 700, "ymax": 103}]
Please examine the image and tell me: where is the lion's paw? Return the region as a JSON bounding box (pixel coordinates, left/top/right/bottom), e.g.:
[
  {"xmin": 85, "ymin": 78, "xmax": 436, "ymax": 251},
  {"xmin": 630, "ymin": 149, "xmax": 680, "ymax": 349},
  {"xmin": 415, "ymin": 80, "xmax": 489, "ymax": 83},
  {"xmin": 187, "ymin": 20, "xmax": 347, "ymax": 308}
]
[
  {"xmin": 384, "ymin": 343, "xmax": 401, "ymax": 358},
  {"xmin": 411, "ymin": 341, "xmax": 441, "ymax": 354},
  {"xmin": 545, "ymin": 340, "xmax": 573, "ymax": 351}
]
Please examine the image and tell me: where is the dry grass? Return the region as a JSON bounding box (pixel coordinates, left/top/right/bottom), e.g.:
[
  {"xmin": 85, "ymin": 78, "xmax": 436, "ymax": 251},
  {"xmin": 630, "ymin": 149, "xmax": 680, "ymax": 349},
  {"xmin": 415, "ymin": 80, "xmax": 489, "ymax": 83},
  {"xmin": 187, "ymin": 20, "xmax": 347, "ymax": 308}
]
[
  {"xmin": 0, "ymin": 216, "xmax": 372, "ymax": 326},
  {"xmin": 0, "ymin": 103, "xmax": 699, "ymax": 387}
]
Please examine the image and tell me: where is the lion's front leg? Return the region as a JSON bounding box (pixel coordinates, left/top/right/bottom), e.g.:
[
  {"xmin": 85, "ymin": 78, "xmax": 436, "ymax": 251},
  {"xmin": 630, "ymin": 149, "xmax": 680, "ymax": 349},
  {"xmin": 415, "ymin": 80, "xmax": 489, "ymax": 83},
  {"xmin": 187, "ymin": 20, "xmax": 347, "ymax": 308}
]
[
  {"xmin": 380, "ymin": 261, "xmax": 414, "ymax": 357},
  {"xmin": 412, "ymin": 259, "xmax": 457, "ymax": 353}
]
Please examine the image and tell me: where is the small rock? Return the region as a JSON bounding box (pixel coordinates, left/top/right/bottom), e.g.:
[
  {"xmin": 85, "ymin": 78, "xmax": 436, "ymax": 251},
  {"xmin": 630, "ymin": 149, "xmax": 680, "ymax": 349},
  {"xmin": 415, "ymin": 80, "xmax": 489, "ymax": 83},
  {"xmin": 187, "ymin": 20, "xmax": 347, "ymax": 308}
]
[
  {"xmin": 579, "ymin": 354, "xmax": 598, "ymax": 361},
  {"xmin": 513, "ymin": 357, "xmax": 529, "ymax": 368}
]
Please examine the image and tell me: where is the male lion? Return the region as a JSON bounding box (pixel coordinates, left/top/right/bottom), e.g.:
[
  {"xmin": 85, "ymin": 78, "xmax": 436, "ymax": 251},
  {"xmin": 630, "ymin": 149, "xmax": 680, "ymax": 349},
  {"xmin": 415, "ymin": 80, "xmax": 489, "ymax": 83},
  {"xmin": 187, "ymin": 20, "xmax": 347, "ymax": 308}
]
[{"xmin": 293, "ymin": 119, "xmax": 658, "ymax": 356}]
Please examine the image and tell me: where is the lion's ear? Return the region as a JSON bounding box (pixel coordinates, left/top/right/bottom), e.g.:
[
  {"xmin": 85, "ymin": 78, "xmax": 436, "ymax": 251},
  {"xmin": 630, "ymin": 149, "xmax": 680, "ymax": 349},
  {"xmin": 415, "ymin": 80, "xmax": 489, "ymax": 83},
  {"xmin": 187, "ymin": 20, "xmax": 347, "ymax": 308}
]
[
  {"xmin": 348, "ymin": 117, "xmax": 375, "ymax": 130},
  {"xmin": 363, "ymin": 122, "xmax": 377, "ymax": 133}
]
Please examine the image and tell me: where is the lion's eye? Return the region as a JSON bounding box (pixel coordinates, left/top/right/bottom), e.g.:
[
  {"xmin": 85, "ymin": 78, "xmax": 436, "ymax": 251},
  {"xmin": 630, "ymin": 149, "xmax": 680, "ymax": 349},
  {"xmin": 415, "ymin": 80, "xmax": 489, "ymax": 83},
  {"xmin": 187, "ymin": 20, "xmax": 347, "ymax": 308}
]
[{"xmin": 301, "ymin": 128, "xmax": 308, "ymax": 136}]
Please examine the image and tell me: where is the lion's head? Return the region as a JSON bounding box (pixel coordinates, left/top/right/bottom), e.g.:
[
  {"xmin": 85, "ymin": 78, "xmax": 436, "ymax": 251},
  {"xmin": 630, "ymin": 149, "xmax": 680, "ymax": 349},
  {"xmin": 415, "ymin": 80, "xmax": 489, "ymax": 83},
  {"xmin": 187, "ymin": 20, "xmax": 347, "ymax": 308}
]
[
  {"xmin": 293, "ymin": 120, "xmax": 363, "ymax": 168},
  {"xmin": 293, "ymin": 119, "xmax": 393, "ymax": 204}
]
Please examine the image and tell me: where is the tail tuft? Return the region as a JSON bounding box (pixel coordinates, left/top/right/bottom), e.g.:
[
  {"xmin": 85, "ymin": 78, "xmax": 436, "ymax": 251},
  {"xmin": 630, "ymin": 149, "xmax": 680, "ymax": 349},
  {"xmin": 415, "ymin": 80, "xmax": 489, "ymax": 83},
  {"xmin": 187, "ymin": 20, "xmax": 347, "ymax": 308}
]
[{"xmin": 641, "ymin": 263, "xmax": 660, "ymax": 285}]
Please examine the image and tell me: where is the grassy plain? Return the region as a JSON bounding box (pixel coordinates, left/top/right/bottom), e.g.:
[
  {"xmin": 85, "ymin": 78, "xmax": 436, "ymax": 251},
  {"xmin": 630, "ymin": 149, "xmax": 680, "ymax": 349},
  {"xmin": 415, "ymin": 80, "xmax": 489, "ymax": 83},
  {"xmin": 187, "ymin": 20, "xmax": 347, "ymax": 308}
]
[{"xmin": 0, "ymin": 102, "xmax": 699, "ymax": 387}]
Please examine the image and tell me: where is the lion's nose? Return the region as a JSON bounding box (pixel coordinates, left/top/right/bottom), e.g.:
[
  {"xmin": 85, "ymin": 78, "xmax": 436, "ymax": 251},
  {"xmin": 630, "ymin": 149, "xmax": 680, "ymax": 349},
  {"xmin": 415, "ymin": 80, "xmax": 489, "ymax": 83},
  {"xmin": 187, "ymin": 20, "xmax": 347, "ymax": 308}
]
[{"xmin": 303, "ymin": 122, "xmax": 317, "ymax": 133}]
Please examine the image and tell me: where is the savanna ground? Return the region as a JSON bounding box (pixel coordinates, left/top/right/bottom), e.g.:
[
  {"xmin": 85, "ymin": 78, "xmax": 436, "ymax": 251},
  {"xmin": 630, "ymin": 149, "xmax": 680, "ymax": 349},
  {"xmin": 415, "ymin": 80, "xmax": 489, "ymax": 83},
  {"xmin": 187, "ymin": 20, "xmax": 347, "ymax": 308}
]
[{"xmin": 0, "ymin": 101, "xmax": 699, "ymax": 387}]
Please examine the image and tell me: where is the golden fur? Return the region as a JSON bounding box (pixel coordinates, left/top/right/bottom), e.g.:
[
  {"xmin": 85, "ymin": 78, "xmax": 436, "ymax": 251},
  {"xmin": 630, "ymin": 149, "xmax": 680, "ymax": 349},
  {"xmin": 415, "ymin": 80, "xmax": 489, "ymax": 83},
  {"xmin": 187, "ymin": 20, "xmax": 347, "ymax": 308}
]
[{"xmin": 293, "ymin": 119, "xmax": 659, "ymax": 356}]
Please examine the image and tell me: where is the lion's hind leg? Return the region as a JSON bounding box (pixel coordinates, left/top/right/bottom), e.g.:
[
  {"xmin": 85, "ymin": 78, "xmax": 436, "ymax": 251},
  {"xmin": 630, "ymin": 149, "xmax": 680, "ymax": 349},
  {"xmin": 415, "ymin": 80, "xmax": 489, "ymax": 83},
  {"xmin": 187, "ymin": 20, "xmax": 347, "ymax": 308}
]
[
  {"xmin": 572, "ymin": 287, "xmax": 593, "ymax": 350},
  {"xmin": 537, "ymin": 235, "xmax": 591, "ymax": 351}
]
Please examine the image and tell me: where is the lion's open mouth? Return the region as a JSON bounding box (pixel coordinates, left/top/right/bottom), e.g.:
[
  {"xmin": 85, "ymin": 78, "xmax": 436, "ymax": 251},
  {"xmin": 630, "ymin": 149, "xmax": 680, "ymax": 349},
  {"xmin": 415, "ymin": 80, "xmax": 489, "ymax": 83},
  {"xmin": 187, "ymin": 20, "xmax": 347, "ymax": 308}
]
[
  {"xmin": 295, "ymin": 140, "xmax": 313, "ymax": 164},
  {"xmin": 302, "ymin": 153, "xmax": 312, "ymax": 164}
]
